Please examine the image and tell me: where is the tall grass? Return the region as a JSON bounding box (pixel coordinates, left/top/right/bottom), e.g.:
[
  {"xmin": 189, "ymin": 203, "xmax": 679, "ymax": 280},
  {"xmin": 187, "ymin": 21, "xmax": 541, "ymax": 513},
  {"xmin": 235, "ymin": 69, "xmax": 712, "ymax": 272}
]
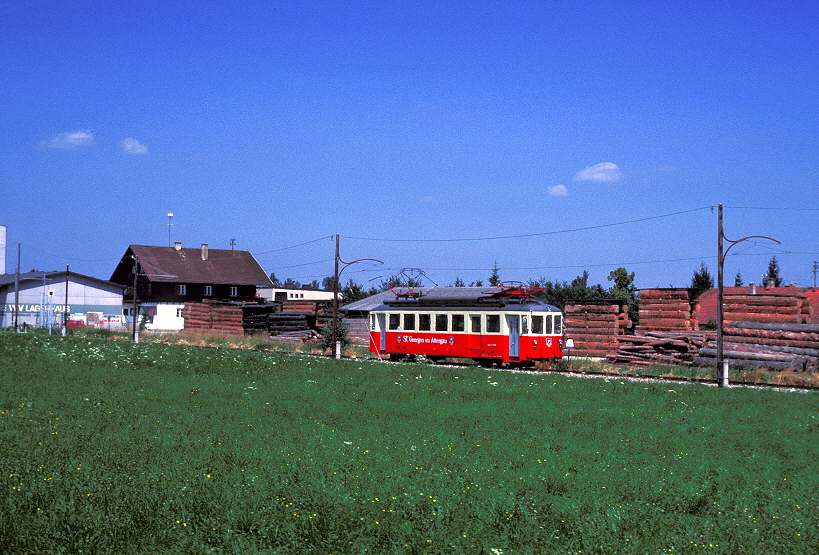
[{"xmin": 1, "ymin": 330, "xmax": 817, "ymax": 554}]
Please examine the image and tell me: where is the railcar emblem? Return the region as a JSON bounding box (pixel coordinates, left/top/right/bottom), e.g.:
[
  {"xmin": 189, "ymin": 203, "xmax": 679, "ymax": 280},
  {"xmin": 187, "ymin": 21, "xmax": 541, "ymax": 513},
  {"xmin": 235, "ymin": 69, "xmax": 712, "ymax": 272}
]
[
  {"xmin": 449, "ymin": 336, "xmax": 454, "ymax": 345},
  {"xmin": 546, "ymin": 338, "xmax": 552, "ymax": 347},
  {"xmin": 397, "ymin": 335, "xmax": 403, "ymax": 343}
]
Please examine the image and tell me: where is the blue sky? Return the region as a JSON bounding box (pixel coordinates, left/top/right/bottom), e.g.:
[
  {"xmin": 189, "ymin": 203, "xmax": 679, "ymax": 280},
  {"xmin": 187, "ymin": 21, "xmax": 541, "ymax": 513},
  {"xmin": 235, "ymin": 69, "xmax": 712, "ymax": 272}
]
[{"xmin": 2, "ymin": 0, "xmax": 818, "ymax": 290}]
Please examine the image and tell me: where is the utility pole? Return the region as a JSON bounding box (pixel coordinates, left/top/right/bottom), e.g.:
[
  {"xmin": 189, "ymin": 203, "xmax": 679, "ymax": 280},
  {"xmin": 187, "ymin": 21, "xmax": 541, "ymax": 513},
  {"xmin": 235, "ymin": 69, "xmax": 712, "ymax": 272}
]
[
  {"xmin": 332, "ymin": 235, "xmax": 340, "ymax": 358},
  {"xmin": 331, "ymin": 234, "xmax": 383, "ymax": 359},
  {"xmin": 62, "ymin": 265, "xmax": 69, "ymax": 336},
  {"xmin": 132, "ymin": 255, "xmax": 140, "ymax": 343},
  {"xmin": 14, "ymin": 242, "xmax": 20, "ymax": 332},
  {"xmin": 717, "ymin": 205, "xmax": 725, "ymax": 386},
  {"xmin": 716, "ymin": 204, "xmax": 779, "ymax": 387}
]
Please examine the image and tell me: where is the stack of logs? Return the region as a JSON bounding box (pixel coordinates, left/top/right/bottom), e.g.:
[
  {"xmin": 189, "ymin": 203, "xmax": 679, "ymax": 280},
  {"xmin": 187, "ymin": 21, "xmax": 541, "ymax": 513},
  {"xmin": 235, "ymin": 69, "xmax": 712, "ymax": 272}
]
[
  {"xmin": 280, "ymin": 300, "xmax": 333, "ymax": 330},
  {"xmin": 242, "ymin": 304, "xmax": 278, "ymax": 334},
  {"xmin": 243, "ymin": 305, "xmax": 315, "ymax": 335},
  {"xmin": 267, "ymin": 329, "xmax": 322, "ymax": 344},
  {"xmin": 723, "ymin": 294, "xmax": 810, "ymax": 324},
  {"xmin": 563, "ymin": 301, "xmax": 629, "ymax": 357},
  {"xmin": 603, "ymin": 289, "xmax": 701, "ymax": 365},
  {"xmin": 183, "ymin": 301, "xmax": 244, "ymax": 334},
  {"xmin": 636, "ymin": 289, "xmax": 695, "ymax": 332},
  {"xmin": 607, "ymin": 332, "xmax": 713, "ymax": 366},
  {"xmin": 694, "ymin": 321, "xmax": 819, "ymax": 371}
]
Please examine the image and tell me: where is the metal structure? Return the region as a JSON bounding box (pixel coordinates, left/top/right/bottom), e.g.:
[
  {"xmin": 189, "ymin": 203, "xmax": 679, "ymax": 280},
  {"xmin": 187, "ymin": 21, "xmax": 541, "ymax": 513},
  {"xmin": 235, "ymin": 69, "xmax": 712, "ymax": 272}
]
[
  {"xmin": 716, "ymin": 204, "xmax": 780, "ymax": 387},
  {"xmin": 331, "ymin": 234, "xmax": 383, "ymax": 359}
]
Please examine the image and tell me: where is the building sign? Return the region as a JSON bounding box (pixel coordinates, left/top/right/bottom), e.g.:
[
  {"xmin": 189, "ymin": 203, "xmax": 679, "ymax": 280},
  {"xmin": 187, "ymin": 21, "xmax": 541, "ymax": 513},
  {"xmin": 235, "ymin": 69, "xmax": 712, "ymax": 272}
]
[{"xmin": 1, "ymin": 304, "xmax": 117, "ymax": 314}]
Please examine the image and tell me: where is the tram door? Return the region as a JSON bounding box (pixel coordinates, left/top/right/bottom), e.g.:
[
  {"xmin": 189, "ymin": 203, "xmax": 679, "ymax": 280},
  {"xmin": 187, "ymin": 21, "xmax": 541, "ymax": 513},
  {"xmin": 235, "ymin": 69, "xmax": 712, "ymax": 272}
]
[
  {"xmin": 377, "ymin": 313, "xmax": 387, "ymax": 352},
  {"xmin": 468, "ymin": 314, "xmax": 482, "ymax": 355},
  {"xmin": 506, "ymin": 315, "xmax": 520, "ymax": 358}
]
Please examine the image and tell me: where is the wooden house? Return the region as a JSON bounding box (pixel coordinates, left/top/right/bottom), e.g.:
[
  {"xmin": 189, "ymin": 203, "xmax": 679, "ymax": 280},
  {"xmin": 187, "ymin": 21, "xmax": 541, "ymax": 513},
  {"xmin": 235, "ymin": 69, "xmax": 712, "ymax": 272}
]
[{"xmin": 109, "ymin": 243, "xmax": 272, "ymax": 330}]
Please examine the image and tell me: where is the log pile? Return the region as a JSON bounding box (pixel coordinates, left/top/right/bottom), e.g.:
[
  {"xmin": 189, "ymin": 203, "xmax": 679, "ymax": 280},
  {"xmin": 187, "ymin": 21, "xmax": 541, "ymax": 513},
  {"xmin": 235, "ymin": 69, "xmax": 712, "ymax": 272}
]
[
  {"xmin": 722, "ymin": 294, "xmax": 811, "ymax": 324},
  {"xmin": 242, "ymin": 303, "xmax": 322, "ymax": 336},
  {"xmin": 183, "ymin": 301, "xmax": 244, "ymax": 334},
  {"xmin": 564, "ymin": 301, "xmax": 629, "ymax": 357},
  {"xmin": 242, "ymin": 304, "xmax": 279, "ymax": 334},
  {"xmin": 281, "ymin": 300, "xmax": 332, "ymax": 329},
  {"xmin": 268, "ymin": 329, "xmax": 322, "ymax": 344},
  {"xmin": 636, "ymin": 289, "xmax": 694, "ymax": 332},
  {"xmin": 606, "ymin": 332, "xmax": 713, "ymax": 366},
  {"xmin": 693, "ymin": 321, "xmax": 819, "ymax": 371}
]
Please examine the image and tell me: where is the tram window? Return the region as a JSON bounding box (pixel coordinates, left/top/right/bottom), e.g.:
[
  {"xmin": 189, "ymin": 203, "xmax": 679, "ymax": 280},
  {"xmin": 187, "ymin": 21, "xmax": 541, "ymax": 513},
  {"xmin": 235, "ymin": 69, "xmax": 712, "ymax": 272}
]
[
  {"xmin": 370, "ymin": 315, "xmax": 376, "ymax": 331},
  {"xmin": 419, "ymin": 314, "xmax": 431, "ymax": 331},
  {"xmin": 554, "ymin": 315, "xmax": 562, "ymax": 335},
  {"xmin": 544, "ymin": 315, "xmax": 553, "ymax": 334},
  {"xmin": 452, "ymin": 314, "xmax": 465, "ymax": 332},
  {"xmin": 404, "ymin": 313, "xmax": 416, "ymax": 331},
  {"xmin": 532, "ymin": 315, "xmax": 543, "ymax": 334},
  {"xmin": 471, "ymin": 315, "xmax": 481, "ymax": 333},
  {"xmin": 435, "ymin": 314, "xmax": 448, "ymax": 331},
  {"xmin": 486, "ymin": 314, "xmax": 501, "ymax": 333},
  {"xmin": 389, "ymin": 314, "xmax": 401, "ymax": 330}
]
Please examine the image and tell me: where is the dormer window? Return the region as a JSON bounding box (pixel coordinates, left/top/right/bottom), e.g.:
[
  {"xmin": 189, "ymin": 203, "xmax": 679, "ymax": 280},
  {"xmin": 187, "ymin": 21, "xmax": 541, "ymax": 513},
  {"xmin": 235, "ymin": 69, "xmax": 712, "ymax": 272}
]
[
  {"xmin": 204, "ymin": 285, "xmax": 213, "ymax": 296},
  {"xmin": 229, "ymin": 286, "xmax": 238, "ymax": 297}
]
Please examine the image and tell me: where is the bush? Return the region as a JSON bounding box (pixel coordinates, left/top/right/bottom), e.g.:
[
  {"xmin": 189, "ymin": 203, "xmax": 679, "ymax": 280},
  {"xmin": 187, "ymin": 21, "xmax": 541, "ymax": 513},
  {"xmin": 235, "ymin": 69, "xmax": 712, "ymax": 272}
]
[{"xmin": 321, "ymin": 318, "xmax": 349, "ymax": 351}]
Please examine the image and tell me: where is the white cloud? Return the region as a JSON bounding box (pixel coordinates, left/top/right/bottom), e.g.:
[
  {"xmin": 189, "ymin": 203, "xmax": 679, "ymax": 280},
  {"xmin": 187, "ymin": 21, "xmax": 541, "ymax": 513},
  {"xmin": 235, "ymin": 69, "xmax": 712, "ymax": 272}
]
[
  {"xmin": 548, "ymin": 184, "xmax": 568, "ymax": 196},
  {"xmin": 120, "ymin": 138, "xmax": 148, "ymax": 155},
  {"xmin": 45, "ymin": 130, "xmax": 94, "ymax": 150},
  {"xmin": 573, "ymin": 162, "xmax": 623, "ymax": 182}
]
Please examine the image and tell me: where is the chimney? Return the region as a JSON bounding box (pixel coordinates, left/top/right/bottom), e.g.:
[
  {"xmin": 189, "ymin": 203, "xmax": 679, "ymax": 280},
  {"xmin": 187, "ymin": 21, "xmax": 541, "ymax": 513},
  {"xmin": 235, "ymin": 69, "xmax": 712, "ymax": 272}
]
[
  {"xmin": 201, "ymin": 243, "xmax": 208, "ymax": 261},
  {"xmin": 749, "ymin": 282, "xmax": 756, "ymax": 295},
  {"xmin": 174, "ymin": 241, "xmax": 182, "ymax": 251}
]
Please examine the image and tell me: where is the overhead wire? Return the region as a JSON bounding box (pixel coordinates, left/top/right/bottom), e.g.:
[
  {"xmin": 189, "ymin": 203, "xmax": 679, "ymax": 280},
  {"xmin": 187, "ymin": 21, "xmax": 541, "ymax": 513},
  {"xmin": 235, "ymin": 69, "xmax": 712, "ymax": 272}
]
[
  {"xmin": 342, "ymin": 206, "xmax": 713, "ymax": 243},
  {"xmin": 243, "ymin": 206, "xmax": 818, "ymax": 283},
  {"xmin": 255, "ymin": 235, "xmax": 333, "ymax": 255}
]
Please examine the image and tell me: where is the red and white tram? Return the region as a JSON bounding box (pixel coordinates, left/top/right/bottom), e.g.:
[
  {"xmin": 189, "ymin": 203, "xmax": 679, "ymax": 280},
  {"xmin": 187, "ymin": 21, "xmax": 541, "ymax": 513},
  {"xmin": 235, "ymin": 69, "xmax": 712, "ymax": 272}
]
[{"xmin": 368, "ymin": 284, "xmax": 565, "ymax": 365}]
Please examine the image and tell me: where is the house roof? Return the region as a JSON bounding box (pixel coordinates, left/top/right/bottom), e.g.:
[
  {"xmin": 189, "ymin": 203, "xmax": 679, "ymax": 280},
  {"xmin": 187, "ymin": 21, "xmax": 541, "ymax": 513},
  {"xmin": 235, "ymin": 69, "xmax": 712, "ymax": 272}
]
[
  {"xmin": 110, "ymin": 245, "xmax": 273, "ymax": 286},
  {"xmin": 0, "ymin": 271, "xmax": 122, "ymax": 291}
]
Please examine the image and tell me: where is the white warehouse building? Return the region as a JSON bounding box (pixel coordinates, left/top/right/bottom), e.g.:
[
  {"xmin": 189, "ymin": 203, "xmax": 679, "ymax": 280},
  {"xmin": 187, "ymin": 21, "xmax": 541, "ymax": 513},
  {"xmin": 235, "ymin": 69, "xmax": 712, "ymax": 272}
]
[{"xmin": 0, "ymin": 271, "xmax": 125, "ymax": 329}]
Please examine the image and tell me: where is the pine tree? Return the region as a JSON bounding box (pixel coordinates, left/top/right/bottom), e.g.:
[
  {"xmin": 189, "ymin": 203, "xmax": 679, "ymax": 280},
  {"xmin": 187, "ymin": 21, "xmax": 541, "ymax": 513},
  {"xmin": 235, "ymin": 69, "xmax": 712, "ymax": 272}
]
[
  {"xmin": 690, "ymin": 263, "xmax": 714, "ymax": 299},
  {"xmin": 488, "ymin": 262, "xmax": 501, "ymax": 286},
  {"xmin": 734, "ymin": 271, "xmax": 743, "ymax": 287},
  {"xmin": 763, "ymin": 256, "xmax": 782, "ymax": 287}
]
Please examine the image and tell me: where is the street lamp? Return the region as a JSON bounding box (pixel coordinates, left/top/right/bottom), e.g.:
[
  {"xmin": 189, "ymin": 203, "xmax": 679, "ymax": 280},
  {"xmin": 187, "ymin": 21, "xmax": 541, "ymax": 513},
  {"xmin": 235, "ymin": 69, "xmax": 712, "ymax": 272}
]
[
  {"xmin": 716, "ymin": 204, "xmax": 779, "ymax": 387},
  {"xmin": 332, "ymin": 234, "xmax": 383, "ymax": 359}
]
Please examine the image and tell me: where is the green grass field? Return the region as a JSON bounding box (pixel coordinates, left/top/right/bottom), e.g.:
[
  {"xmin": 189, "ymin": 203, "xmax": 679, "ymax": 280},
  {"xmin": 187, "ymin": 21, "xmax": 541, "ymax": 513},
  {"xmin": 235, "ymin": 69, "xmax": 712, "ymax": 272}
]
[{"xmin": 2, "ymin": 330, "xmax": 818, "ymax": 554}]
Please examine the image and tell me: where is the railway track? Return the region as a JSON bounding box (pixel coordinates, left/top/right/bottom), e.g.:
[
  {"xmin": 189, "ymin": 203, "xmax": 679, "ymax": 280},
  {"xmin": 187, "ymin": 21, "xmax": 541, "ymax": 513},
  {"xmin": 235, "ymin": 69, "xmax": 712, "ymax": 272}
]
[{"xmin": 365, "ymin": 353, "xmax": 817, "ymax": 391}]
